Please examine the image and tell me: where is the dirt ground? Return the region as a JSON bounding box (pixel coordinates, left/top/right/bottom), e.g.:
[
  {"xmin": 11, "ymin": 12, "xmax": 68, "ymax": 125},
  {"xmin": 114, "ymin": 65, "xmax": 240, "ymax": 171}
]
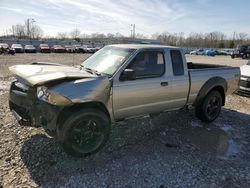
[{"xmin": 0, "ymin": 53, "xmax": 250, "ymax": 187}]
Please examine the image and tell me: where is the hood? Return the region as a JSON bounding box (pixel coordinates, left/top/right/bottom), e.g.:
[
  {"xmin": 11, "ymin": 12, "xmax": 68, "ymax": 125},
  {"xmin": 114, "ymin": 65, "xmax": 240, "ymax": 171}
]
[
  {"xmin": 240, "ymin": 64, "xmax": 250, "ymax": 77},
  {"xmin": 25, "ymin": 47, "xmax": 35, "ymax": 49},
  {"xmin": 54, "ymin": 47, "xmax": 64, "ymax": 49},
  {"xmin": 9, "ymin": 63, "xmax": 98, "ymax": 86}
]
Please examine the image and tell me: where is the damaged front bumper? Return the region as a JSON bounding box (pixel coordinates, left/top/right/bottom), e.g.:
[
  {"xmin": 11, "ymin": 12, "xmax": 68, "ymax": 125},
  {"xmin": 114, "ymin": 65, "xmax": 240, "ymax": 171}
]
[{"xmin": 9, "ymin": 81, "xmax": 62, "ymax": 133}]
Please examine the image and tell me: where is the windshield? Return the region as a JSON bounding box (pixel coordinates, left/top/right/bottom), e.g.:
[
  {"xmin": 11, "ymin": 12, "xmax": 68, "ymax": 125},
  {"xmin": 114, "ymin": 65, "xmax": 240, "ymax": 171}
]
[
  {"xmin": 12, "ymin": 44, "xmax": 22, "ymax": 47},
  {"xmin": 0, "ymin": 44, "xmax": 8, "ymax": 48},
  {"xmin": 40, "ymin": 44, "xmax": 49, "ymax": 47},
  {"xmin": 81, "ymin": 46, "xmax": 135, "ymax": 75}
]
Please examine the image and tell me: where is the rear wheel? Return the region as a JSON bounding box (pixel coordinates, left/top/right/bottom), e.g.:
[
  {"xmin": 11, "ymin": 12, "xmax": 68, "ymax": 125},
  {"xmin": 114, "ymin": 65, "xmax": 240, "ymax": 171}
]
[
  {"xmin": 57, "ymin": 108, "xmax": 110, "ymax": 157},
  {"xmin": 195, "ymin": 90, "xmax": 222, "ymax": 123}
]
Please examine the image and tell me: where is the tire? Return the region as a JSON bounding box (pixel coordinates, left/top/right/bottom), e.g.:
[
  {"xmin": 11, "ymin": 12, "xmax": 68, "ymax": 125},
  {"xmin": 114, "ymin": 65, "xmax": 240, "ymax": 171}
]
[
  {"xmin": 195, "ymin": 90, "xmax": 222, "ymax": 123},
  {"xmin": 242, "ymin": 54, "xmax": 247, "ymax": 59},
  {"xmin": 57, "ymin": 108, "xmax": 111, "ymax": 157},
  {"xmin": 231, "ymin": 55, "xmax": 235, "ymax": 59}
]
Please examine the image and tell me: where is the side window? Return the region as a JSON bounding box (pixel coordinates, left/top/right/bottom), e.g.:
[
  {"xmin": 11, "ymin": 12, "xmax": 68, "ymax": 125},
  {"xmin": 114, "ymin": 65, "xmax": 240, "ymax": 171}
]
[
  {"xmin": 170, "ymin": 50, "xmax": 184, "ymax": 76},
  {"xmin": 128, "ymin": 51, "xmax": 165, "ymax": 78}
]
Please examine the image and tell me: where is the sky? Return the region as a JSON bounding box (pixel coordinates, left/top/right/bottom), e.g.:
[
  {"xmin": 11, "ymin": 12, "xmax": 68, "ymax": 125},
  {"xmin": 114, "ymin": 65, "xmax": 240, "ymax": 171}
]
[{"xmin": 0, "ymin": 0, "xmax": 249, "ymax": 38}]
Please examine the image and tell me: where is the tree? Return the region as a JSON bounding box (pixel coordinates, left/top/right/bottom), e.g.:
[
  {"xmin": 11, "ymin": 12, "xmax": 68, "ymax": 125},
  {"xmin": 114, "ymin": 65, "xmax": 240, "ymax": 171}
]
[
  {"xmin": 57, "ymin": 32, "xmax": 68, "ymax": 39},
  {"xmin": 218, "ymin": 42, "xmax": 225, "ymax": 48},
  {"xmin": 10, "ymin": 24, "xmax": 25, "ymax": 39},
  {"xmin": 70, "ymin": 28, "xmax": 81, "ymax": 40},
  {"xmin": 229, "ymin": 41, "xmax": 235, "ymax": 48},
  {"xmin": 9, "ymin": 19, "xmax": 44, "ymax": 39},
  {"xmin": 30, "ymin": 25, "xmax": 43, "ymax": 39},
  {"xmin": 107, "ymin": 33, "xmax": 115, "ymax": 38}
]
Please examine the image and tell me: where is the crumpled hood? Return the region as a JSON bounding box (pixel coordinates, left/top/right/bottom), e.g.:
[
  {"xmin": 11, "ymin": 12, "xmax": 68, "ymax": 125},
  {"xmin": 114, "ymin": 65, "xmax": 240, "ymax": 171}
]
[
  {"xmin": 240, "ymin": 64, "xmax": 250, "ymax": 77},
  {"xmin": 9, "ymin": 63, "xmax": 97, "ymax": 86}
]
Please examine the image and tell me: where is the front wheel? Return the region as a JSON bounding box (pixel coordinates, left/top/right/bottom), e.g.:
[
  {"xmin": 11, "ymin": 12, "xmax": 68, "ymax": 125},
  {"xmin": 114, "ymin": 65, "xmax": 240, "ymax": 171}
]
[
  {"xmin": 57, "ymin": 108, "xmax": 111, "ymax": 157},
  {"xmin": 195, "ymin": 90, "xmax": 222, "ymax": 123}
]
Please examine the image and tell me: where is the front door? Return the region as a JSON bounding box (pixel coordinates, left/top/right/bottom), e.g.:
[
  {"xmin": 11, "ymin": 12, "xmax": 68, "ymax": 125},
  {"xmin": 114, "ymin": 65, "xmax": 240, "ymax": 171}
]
[{"xmin": 112, "ymin": 50, "xmax": 172, "ymax": 120}]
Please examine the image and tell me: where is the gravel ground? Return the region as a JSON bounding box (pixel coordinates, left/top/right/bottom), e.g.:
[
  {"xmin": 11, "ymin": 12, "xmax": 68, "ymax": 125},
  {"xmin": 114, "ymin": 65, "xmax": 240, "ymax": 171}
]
[{"xmin": 0, "ymin": 53, "xmax": 250, "ymax": 187}]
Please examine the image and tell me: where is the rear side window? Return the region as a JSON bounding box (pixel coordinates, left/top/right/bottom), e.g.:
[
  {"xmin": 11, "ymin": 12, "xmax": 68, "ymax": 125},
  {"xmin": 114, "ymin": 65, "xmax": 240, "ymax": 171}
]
[{"xmin": 170, "ymin": 50, "xmax": 184, "ymax": 76}]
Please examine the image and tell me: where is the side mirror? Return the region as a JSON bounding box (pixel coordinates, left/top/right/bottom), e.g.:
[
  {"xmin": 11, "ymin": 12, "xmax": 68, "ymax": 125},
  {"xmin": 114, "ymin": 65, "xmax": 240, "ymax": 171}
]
[{"xmin": 120, "ymin": 69, "xmax": 136, "ymax": 81}]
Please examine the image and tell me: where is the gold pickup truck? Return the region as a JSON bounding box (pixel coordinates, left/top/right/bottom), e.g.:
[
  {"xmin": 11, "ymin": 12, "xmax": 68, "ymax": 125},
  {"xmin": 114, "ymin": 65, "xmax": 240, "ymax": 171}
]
[{"xmin": 9, "ymin": 44, "xmax": 240, "ymax": 157}]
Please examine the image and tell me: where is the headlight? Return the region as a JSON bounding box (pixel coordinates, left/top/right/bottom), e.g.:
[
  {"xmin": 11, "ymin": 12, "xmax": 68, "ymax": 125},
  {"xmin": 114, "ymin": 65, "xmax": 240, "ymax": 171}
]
[{"xmin": 37, "ymin": 86, "xmax": 72, "ymax": 106}]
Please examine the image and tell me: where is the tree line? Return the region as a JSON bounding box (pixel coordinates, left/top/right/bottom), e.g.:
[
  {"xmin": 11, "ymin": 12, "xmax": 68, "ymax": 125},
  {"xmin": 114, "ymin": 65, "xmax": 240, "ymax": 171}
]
[{"xmin": 5, "ymin": 20, "xmax": 250, "ymax": 48}]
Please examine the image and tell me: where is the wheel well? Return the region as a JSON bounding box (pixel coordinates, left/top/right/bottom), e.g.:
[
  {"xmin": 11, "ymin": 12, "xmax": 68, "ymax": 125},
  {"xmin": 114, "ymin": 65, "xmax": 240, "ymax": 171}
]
[{"xmin": 56, "ymin": 102, "xmax": 111, "ymax": 130}]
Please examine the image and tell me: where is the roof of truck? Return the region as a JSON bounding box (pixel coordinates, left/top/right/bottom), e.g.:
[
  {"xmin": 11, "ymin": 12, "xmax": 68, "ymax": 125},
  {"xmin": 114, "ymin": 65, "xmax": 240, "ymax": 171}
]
[{"xmin": 109, "ymin": 44, "xmax": 180, "ymax": 49}]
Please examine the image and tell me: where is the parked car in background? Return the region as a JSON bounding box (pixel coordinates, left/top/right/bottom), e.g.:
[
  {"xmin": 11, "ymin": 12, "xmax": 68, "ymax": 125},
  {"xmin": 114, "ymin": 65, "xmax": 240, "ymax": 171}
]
[
  {"xmin": 218, "ymin": 49, "xmax": 233, "ymax": 56},
  {"xmin": 190, "ymin": 49, "xmax": 205, "ymax": 55},
  {"xmin": 0, "ymin": 43, "xmax": 15, "ymax": 55},
  {"xmin": 78, "ymin": 45, "xmax": 97, "ymax": 53},
  {"xmin": 73, "ymin": 44, "xmax": 81, "ymax": 53},
  {"xmin": 238, "ymin": 60, "xmax": 250, "ymax": 96},
  {"xmin": 24, "ymin": 45, "xmax": 37, "ymax": 53},
  {"xmin": 78, "ymin": 45, "xmax": 88, "ymax": 53},
  {"xmin": 86, "ymin": 46, "xmax": 97, "ymax": 53},
  {"xmin": 39, "ymin": 44, "xmax": 51, "ymax": 53},
  {"xmin": 11, "ymin": 44, "xmax": 24, "ymax": 53},
  {"xmin": 65, "ymin": 45, "xmax": 75, "ymax": 53},
  {"xmin": 51, "ymin": 45, "xmax": 66, "ymax": 53},
  {"xmin": 206, "ymin": 49, "xmax": 219, "ymax": 56},
  {"xmin": 231, "ymin": 44, "xmax": 250, "ymax": 59}
]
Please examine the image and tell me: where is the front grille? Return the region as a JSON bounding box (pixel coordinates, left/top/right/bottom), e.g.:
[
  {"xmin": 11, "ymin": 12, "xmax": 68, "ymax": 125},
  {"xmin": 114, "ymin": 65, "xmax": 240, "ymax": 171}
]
[{"xmin": 239, "ymin": 80, "xmax": 250, "ymax": 88}]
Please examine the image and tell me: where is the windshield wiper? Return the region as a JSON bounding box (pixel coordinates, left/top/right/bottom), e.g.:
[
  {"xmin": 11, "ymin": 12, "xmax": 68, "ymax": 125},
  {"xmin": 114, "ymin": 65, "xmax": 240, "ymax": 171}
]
[
  {"xmin": 80, "ymin": 65, "xmax": 111, "ymax": 77},
  {"xmin": 80, "ymin": 65, "xmax": 101, "ymax": 76}
]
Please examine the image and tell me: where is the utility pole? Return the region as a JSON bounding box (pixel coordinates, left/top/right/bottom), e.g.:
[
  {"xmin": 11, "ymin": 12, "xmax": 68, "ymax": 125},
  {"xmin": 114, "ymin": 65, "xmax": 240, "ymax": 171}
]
[
  {"xmin": 27, "ymin": 18, "xmax": 35, "ymax": 39},
  {"xmin": 130, "ymin": 24, "xmax": 135, "ymax": 39}
]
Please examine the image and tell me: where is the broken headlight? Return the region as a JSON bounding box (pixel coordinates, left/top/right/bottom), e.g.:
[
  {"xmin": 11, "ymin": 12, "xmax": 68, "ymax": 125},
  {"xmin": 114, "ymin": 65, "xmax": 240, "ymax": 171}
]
[{"xmin": 37, "ymin": 86, "xmax": 72, "ymax": 106}]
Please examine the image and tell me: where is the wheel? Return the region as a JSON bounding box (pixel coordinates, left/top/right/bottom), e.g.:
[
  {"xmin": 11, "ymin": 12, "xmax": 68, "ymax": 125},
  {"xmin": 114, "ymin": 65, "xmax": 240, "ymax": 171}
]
[
  {"xmin": 195, "ymin": 90, "xmax": 222, "ymax": 123},
  {"xmin": 57, "ymin": 108, "xmax": 110, "ymax": 157},
  {"xmin": 231, "ymin": 55, "xmax": 235, "ymax": 59},
  {"xmin": 242, "ymin": 54, "xmax": 247, "ymax": 59}
]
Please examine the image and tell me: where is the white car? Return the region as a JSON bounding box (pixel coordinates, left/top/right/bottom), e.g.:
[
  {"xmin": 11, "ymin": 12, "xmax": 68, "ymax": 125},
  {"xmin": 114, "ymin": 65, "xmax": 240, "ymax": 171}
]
[
  {"xmin": 190, "ymin": 49, "xmax": 205, "ymax": 55},
  {"xmin": 238, "ymin": 61, "xmax": 250, "ymax": 95}
]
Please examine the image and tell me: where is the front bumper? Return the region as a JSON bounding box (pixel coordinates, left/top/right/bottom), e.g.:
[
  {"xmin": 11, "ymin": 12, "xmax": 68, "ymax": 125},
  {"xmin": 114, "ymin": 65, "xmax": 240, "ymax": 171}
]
[
  {"xmin": 237, "ymin": 78, "xmax": 250, "ymax": 96},
  {"xmin": 9, "ymin": 81, "xmax": 62, "ymax": 132}
]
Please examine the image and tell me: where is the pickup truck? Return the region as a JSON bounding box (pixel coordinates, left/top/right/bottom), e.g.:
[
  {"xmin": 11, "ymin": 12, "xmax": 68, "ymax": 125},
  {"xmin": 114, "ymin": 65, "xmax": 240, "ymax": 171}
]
[{"xmin": 9, "ymin": 44, "xmax": 240, "ymax": 157}]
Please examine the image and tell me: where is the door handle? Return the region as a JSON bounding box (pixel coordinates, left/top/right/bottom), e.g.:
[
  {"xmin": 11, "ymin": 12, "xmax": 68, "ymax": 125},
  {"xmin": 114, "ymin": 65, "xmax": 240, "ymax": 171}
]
[{"xmin": 160, "ymin": 81, "xmax": 168, "ymax": 86}]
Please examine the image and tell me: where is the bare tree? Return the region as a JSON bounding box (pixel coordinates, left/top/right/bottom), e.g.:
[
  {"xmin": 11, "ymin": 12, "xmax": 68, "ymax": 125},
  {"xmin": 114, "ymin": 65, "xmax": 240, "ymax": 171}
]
[
  {"xmin": 107, "ymin": 33, "xmax": 115, "ymax": 38},
  {"xmin": 30, "ymin": 25, "xmax": 44, "ymax": 39},
  {"xmin": 135, "ymin": 33, "xmax": 147, "ymax": 39},
  {"xmin": 57, "ymin": 32, "xmax": 68, "ymax": 39},
  {"xmin": 70, "ymin": 28, "xmax": 81, "ymax": 39},
  {"xmin": 10, "ymin": 24, "xmax": 25, "ymax": 39},
  {"xmin": 238, "ymin": 33, "xmax": 248, "ymax": 41},
  {"xmin": 91, "ymin": 33, "xmax": 106, "ymax": 38},
  {"xmin": 80, "ymin": 33, "xmax": 91, "ymax": 38}
]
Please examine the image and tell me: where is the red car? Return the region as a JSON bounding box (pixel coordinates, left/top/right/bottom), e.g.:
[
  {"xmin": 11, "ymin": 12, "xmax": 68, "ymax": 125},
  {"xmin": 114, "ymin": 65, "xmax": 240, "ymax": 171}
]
[
  {"xmin": 39, "ymin": 44, "xmax": 51, "ymax": 53},
  {"xmin": 51, "ymin": 45, "xmax": 66, "ymax": 53}
]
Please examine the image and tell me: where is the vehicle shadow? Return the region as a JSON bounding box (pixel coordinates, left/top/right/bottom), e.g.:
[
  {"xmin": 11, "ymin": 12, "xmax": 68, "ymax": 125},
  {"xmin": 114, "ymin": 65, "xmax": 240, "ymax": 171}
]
[{"xmin": 20, "ymin": 108, "xmax": 250, "ymax": 187}]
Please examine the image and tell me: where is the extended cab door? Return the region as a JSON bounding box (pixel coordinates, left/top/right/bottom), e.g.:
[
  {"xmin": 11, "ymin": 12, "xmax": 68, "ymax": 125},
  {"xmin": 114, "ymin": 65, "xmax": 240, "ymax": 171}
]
[
  {"xmin": 112, "ymin": 49, "xmax": 173, "ymax": 120},
  {"xmin": 168, "ymin": 49, "xmax": 190, "ymax": 108}
]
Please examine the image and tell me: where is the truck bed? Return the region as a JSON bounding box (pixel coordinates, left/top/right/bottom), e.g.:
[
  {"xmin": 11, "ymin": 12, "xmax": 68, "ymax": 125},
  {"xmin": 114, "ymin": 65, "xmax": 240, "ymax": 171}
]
[
  {"xmin": 186, "ymin": 62, "xmax": 240, "ymax": 105},
  {"xmin": 187, "ymin": 62, "xmax": 228, "ymax": 70}
]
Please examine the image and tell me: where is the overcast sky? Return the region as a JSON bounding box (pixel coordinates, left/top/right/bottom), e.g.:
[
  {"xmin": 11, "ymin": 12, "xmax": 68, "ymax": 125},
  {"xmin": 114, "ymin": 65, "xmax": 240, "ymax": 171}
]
[{"xmin": 0, "ymin": 0, "xmax": 249, "ymax": 37}]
